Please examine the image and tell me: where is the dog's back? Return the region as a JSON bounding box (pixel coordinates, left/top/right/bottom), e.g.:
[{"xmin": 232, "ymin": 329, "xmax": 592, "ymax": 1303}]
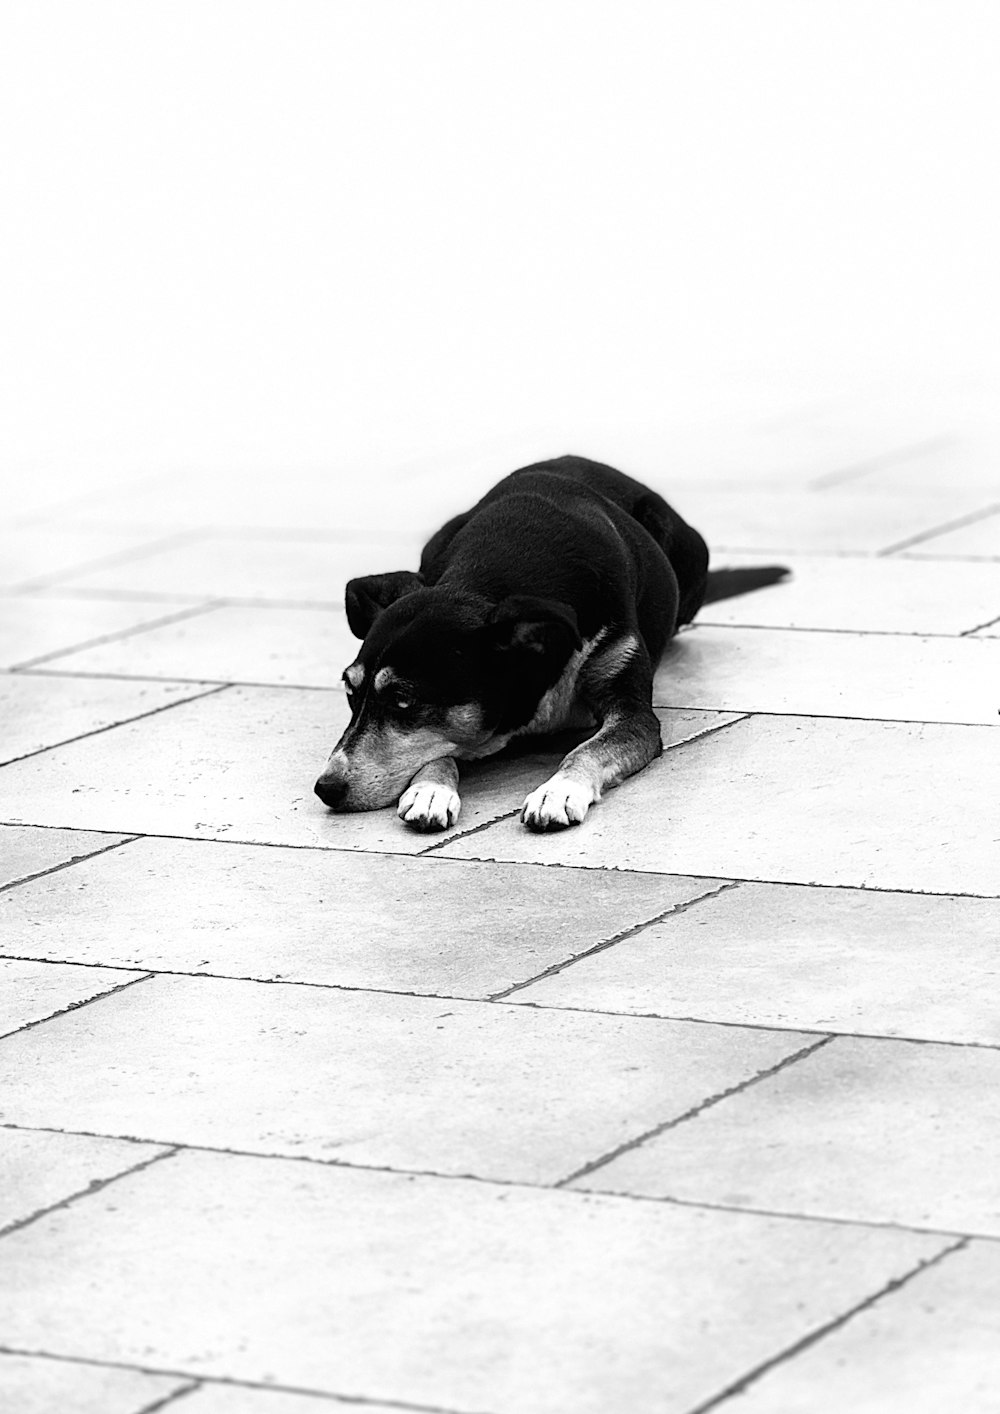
[{"xmin": 420, "ymin": 454, "xmax": 710, "ymax": 660}]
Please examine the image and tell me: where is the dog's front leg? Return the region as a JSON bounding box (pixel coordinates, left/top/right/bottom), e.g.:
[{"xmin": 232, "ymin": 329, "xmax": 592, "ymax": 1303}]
[
  {"xmin": 398, "ymin": 756, "xmax": 461, "ymax": 832},
  {"xmin": 521, "ymin": 704, "xmax": 661, "ymax": 830}
]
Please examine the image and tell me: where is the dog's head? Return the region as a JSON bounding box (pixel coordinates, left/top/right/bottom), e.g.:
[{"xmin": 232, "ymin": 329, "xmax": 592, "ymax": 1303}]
[{"xmin": 314, "ymin": 570, "xmax": 581, "ymax": 811}]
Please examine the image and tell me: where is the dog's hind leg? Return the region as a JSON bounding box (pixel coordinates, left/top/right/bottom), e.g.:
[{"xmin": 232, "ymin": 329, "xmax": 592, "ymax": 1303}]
[
  {"xmin": 520, "ymin": 648, "xmax": 662, "ymax": 831},
  {"xmin": 398, "ymin": 755, "xmax": 462, "ymax": 832}
]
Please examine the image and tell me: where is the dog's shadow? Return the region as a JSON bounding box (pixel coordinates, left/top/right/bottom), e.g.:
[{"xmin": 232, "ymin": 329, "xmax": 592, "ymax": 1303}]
[{"xmin": 455, "ymin": 727, "xmax": 596, "ymax": 803}]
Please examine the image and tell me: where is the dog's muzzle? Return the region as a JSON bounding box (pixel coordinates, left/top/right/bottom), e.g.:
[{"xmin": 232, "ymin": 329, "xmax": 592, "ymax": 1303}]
[{"xmin": 315, "ymin": 749, "xmax": 353, "ymax": 810}]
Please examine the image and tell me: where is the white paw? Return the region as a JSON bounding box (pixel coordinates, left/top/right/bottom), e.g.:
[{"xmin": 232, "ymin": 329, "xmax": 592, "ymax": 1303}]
[
  {"xmin": 398, "ymin": 781, "xmax": 461, "ymax": 832},
  {"xmin": 521, "ymin": 774, "xmax": 595, "ymax": 831}
]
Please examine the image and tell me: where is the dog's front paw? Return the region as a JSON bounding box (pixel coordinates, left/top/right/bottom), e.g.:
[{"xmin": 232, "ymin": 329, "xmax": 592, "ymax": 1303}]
[
  {"xmin": 398, "ymin": 781, "xmax": 461, "ymax": 832},
  {"xmin": 521, "ymin": 774, "xmax": 595, "ymax": 831}
]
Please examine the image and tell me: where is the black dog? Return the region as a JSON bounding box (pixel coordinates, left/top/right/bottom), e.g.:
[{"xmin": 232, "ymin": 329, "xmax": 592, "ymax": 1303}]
[{"xmin": 315, "ymin": 456, "xmax": 786, "ymax": 831}]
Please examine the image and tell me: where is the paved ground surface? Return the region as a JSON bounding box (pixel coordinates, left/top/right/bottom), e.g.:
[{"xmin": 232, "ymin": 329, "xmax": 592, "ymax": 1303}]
[{"xmin": 1, "ymin": 408, "xmax": 999, "ymax": 1413}]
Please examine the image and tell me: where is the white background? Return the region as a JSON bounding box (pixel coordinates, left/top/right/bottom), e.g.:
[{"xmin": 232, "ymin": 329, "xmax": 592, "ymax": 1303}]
[{"xmin": 2, "ymin": 0, "xmax": 998, "ymax": 490}]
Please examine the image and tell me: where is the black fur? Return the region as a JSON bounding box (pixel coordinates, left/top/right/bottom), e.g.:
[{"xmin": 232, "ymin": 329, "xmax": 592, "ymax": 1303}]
[{"xmin": 316, "ymin": 455, "xmax": 788, "ymax": 828}]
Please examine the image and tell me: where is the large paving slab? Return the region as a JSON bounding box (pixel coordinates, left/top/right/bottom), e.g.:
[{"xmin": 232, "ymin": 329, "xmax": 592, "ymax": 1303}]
[
  {"xmin": 899, "ymin": 505, "xmax": 1000, "ymax": 559},
  {"xmin": 575, "ymin": 1035, "xmax": 1000, "ymax": 1234},
  {"xmin": 0, "ymin": 672, "xmax": 218, "ymax": 765},
  {"xmin": 654, "ymin": 625, "xmax": 999, "ymax": 724},
  {"xmin": 696, "ymin": 553, "xmax": 1000, "ymax": 634},
  {"xmin": 41, "ymin": 532, "xmax": 425, "ymax": 603},
  {"xmin": 0, "ymin": 835, "xmax": 718, "ymax": 997},
  {"xmin": 0, "ymin": 1354, "xmax": 190, "ymax": 1414},
  {"xmin": 0, "ymin": 973, "xmax": 808, "ymax": 1182},
  {"xmin": 0, "ymin": 526, "xmax": 184, "ymax": 590},
  {"xmin": 724, "ymin": 1240, "xmax": 1000, "ymax": 1414},
  {"xmin": 0, "ymin": 1128, "xmax": 169, "ymax": 1233},
  {"xmin": 0, "ymin": 959, "xmax": 141, "ymax": 1038},
  {"xmin": 0, "ymin": 685, "xmax": 736, "ymax": 851},
  {"xmin": 0, "ymin": 594, "xmax": 213, "ymax": 670},
  {"xmin": 0, "ymin": 824, "xmax": 128, "ymax": 889},
  {"xmin": 438, "ymin": 714, "xmax": 998, "ymax": 896},
  {"xmin": 671, "ymin": 486, "xmax": 995, "ymax": 554},
  {"xmin": 0, "ymin": 1149, "xmax": 949, "ymax": 1414},
  {"xmin": 40, "ymin": 603, "xmax": 360, "ymax": 688},
  {"xmin": 515, "ymin": 882, "xmax": 1000, "ymax": 1046}
]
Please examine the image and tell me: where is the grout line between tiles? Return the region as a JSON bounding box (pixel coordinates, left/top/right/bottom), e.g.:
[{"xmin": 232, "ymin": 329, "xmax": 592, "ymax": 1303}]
[
  {"xmin": 9, "ymin": 529, "xmax": 210, "ymax": 593},
  {"xmin": 418, "ymin": 808, "xmax": 521, "ymax": 854},
  {"xmin": 556, "ymin": 1035, "xmax": 837, "ymax": 1187},
  {"xmin": 0, "ymin": 833, "xmax": 141, "ymax": 895},
  {"xmin": 662, "ymin": 711, "xmax": 752, "ymax": 749},
  {"xmin": 14, "ymin": 586, "xmax": 213, "ymax": 605},
  {"xmin": 8, "ymin": 600, "xmax": 224, "ymax": 671},
  {"xmin": 686, "ymin": 1237, "xmax": 970, "ymax": 1414},
  {"xmin": 0, "ymin": 1346, "xmax": 475, "ymax": 1414},
  {"xmin": 0, "ymin": 971, "xmax": 155, "ymax": 1042},
  {"xmin": 877, "ymin": 502, "xmax": 1000, "ymax": 557},
  {"xmin": 961, "ymin": 613, "xmax": 1000, "ymax": 636},
  {"xmin": 420, "ymin": 716, "xmax": 752, "ymax": 856},
  {"xmin": 6, "ymin": 661, "xmax": 998, "ymax": 725},
  {"xmin": 1, "ymin": 823, "xmax": 996, "ymax": 898},
  {"xmin": 652, "ymin": 702, "xmax": 996, "ymax": 728},
  {"xmin": 808, "ymin": 435, "xmax": 956, "ymax": 490},
  {"xmin": 5, "ymin": 953, "xmax": 1000, "ymax": 1052},
  {"xmin": 3, "ymin": 1119, "xmax": 996, "ymax": 1247},
  {"xmin": 0, "ymin": 1143, "xmax": 180, "ymax": 1243},
  {"xmin": 131, "ymin": 1381, "xmax": 202, "ymax": 1414},
  {"xmin": 899, "ymin": 551, "xmax": 1000, "ymax": 563},
  {"xmin": 10, "ymin": 666, "xmax": 289, "ymax": 690},
  {"xmin": 487, "ymin": 881, "xmax": 742, "ymax": 1001},
  {"xmin": 693, "ymin": 620, "xmax": 987, "ymax": 640},
  {"xmin": 0, "ymin": 682, "xmax": 232, "ymax": 767},
  {"xmin": 17, "ymin": 586, "xmax": 344, "ymax": 608}
]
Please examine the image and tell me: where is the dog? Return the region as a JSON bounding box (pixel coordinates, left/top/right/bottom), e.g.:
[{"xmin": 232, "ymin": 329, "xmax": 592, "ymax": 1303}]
[{"xmin": 315, "ymin": 455, "xmax": 786, "ymax": 831}]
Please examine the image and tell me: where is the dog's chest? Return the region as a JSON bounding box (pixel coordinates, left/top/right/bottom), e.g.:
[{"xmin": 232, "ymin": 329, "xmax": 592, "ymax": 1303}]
[{"xmin": 518, "ymin": 633, "xmax": 605, "ymax": 736}]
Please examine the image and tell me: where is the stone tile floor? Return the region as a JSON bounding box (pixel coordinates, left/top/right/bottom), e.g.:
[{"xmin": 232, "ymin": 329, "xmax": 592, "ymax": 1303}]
[{"xmin": 1, "ymin": 415, "xmax": 998, "ymax": 1413}]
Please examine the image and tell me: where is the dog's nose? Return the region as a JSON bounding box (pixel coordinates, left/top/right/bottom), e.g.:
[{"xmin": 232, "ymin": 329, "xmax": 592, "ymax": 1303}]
[{"xmin": 314, "ymin": 775, "xmax": 349, "ymax": 810}]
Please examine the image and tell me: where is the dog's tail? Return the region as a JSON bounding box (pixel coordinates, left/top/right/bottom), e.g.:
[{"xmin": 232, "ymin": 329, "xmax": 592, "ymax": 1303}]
[{"xmin": 702, "ymin": 565, "xmax": 790, "ymax": 604}]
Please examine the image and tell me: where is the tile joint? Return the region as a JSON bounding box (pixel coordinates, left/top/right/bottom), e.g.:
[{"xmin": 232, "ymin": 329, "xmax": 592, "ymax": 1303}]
[
  {"xmin": 8, "ymin": 600, "xmax": 223, "ymax": 672},
  {"xmin": 0, "ymin": 1341, "xmax": 486, "ymax": 1414},
  {"xmin": 0, "ymin": 970, "xmax": 156, "ymax": 1043},
  {"xmin": 487, "ymin": 880, "xmax": 741, "ymax": 1001},
  {"xmin": 0, "ymin": 681, "xmax": 232, "ymax": 770},
  {"xmin": 0, "ymin": 833, "xmax": 142, "ymax": 897},
  {"xmin": 686, "ymin": 1236, "xmax": 970, "ymax": 1413},
  {"xmin": 877, "ymin": 500, "xmax": 1000, "ymax": 557},
  {"xmin": 557, "ymin": 1034, "xmax": 836, "ymax": 1188},
  {"xmin": 132, "ymin": 1381, "xmax": 202, "ymax": 1414},
  {"xmin": 0, "ymin": 1144, "xmax": 180, "ymax": 1244}
]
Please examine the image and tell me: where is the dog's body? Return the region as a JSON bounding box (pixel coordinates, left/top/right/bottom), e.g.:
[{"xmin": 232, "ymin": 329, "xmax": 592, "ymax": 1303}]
[{"xmin": 315, "ymin": 456, "xmax": 786, "ymax": 830}]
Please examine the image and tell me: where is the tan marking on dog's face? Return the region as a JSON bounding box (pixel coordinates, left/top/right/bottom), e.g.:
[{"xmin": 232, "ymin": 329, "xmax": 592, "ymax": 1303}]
[
  {"xmin": 322, "ymin": 718, "xmax": 457, "ymax": 811},
  {"xmin": 344, "ymin": 663, "xmax": 365, "ymax": 690},
  {"xmin": 373, "ymin": 666, "xmax": 397, "ymax": 693}
]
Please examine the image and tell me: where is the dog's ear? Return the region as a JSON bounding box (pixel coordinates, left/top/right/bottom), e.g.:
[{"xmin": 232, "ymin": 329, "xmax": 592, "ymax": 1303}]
[
  {"xmin": 487, "ymin": 595, "xmax": 582, "ymax": 657},
  {"xmin": 345, "ymin": 571, "xmax": 423, "ymax": 638}
]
